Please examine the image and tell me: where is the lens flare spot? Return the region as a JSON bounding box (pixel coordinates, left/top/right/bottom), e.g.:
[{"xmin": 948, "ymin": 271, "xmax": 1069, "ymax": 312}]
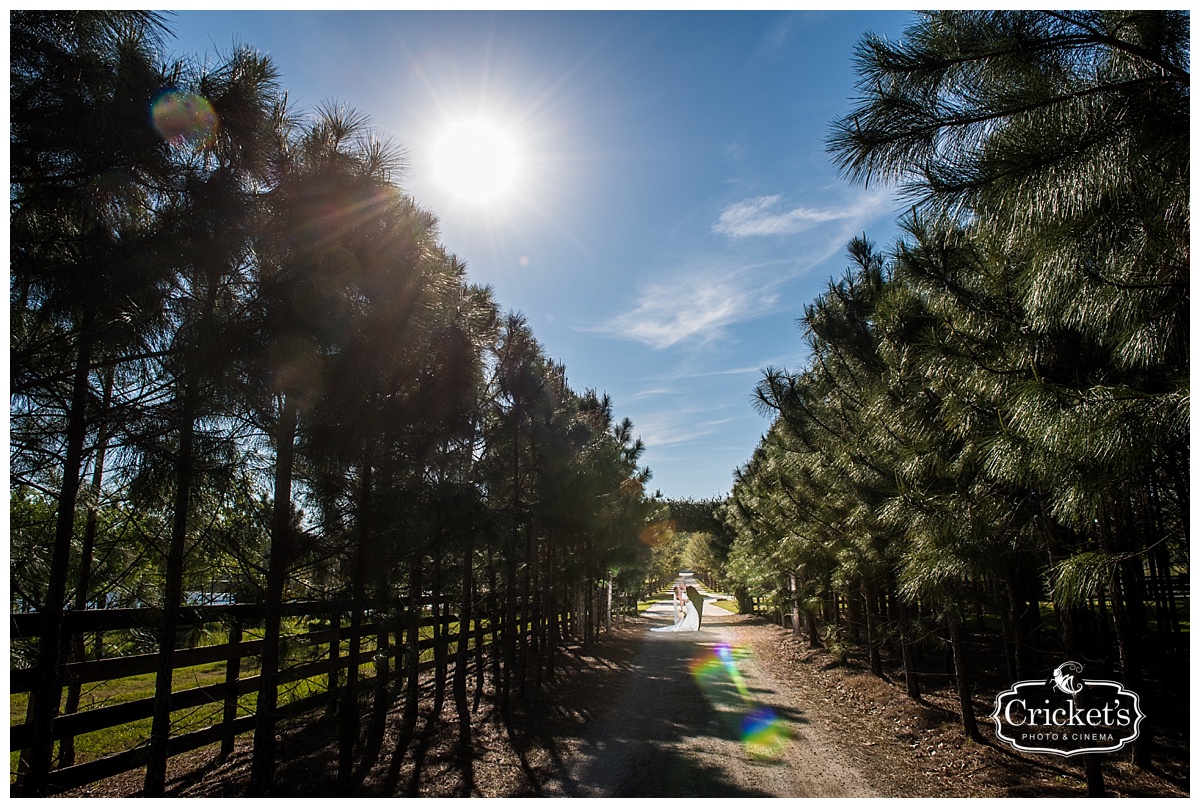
[
  {"xmin": 742, "ymin": 706, "xmax": 790, "ymax": 760},
  {"xmin": 689, "ymin": 643, "xmax": 790, "ymax": 760},
  {"xmin": 688, "ymin": 652, "xmax": 730, "ymax": 689},
  {"xmin": 151, "ymin": 89, "xmax": 218, "ymax": 149},
  {"xmin": 691, "ymin": 642, "xmax": 751, "ymax": 699}
]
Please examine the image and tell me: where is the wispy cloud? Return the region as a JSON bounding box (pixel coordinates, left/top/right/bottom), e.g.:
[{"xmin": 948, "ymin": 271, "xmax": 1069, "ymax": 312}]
[
  {"xmin": 633, "ymin": 407, "xmax": 746, "ymax": 448},
  {"xmin": 588, "ymin": 187, "xmax": 897, "ymax": 351},
  {"xmin": 622, "ymin": 385, "xmax": 681, "ymax": 402},
  {"xmin": 626, "ymin": 364, "xmax": 771, "ymax": 386},
  {"xmin": 713, "ymin": 194, "xmax": 842, "ymax": 238},
  {"xmin": 756, "ymin": 12, "xmax": 823, "ymax": 60},
  {"xmin": 588, "ymin": 264, "xmax": 780, "ymax": 350},
  {"xmin": 660, "ymin": 364, "xmax": 767, "ymax": 381},
  {"xmin": 713, "ymin": 188, "xmax": 895, "ymax": 239},
  {"xmin": 759, "ymin": 15, "xmax": 798, "ymax": 56}
]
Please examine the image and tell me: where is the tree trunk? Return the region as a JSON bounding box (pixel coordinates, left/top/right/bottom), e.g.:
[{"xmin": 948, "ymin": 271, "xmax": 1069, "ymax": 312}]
[
  {"xmin": 432, "ymin": 553, "xmax": 448, "ymax": 717},
  {"xmin": 472, "ymin": 565, "xmax": 487, "ymax": 713},
  {"xmin": 533, "ymin": 527, "xmax": 547, "ymax": 687},
  {"xmin": 823, "ymin": 585, "xmax": 838, "ymax": 628},
  {"xmin": 501, "ymin": 546, "xmax": 516, "ymax": 715},
  {"xmin": 946, "ymin": 613, "xmax": 981, "ymax": 741},
  {"xmin": 543, "ymin": 532, "xmax": 558, "ymax": 680},
  {"xmin": 60, "ymin": 368, "xmax": 114, "ymax": 768},
  {"xmin": 403, "ymin": 553, "xmax": 423, "ymax": 734},
  {"xmin": 1055, "ymin": 601, "xmax": 1106, "ymax": 797},
  {"xmin": 220, "ymin": 614, "xmax": 244, "ymax": 760},
  {"xmin": 504, "ymin": 397, "xmax": 521, "ymax": 712},
  {"xmin": 606, "ymin": 578, "xmax": 613, "ymax": 635},
  {"xmin": 485, "ymin": 543, "xmax": 499, "ymax": 701},
  {"xmin": 805, "ymin": 609, "xmax": 821, "ymax": 648},
  {"xmin": 1005, "ymin": 575, "xmax": 1036, "ymax": 679},
  {"xmin": 249, "ymin": 394, "xmax": 297, "ymax": 797},
  {"xmin": 846, "ymin": 585, "xmax": 863, "ymax": 644},
  {"xmin": 518, "ymin": 507, "xmax": 534, "ymax": 699},
  {"xmin": 1099, "ymin": 511, "xmax": 1153, "ymax": 769},
  {"xmin": 24, "ymin": 331, "xmax": 93, "ymax": 797},
  {"xmin": 1114, "ymin": 558, "xmax": 1154, "ymax": 768},
  {"xmin": 531, "ymin": 524, "xmax": 544, "ymax": 685},
  {"xmin": 149, "ymin": 265, "xmax": 224, "ymax": 796},
  {"xmin": 582, "ymin": 539, "xmax": 594, "ymax": 652},
  {"xmin": 328, "ymin": 609, "xmax": 341, "ymax": 710},
  {"xmin": 789, "ymin": 574, "xmax": 802, "ymax": 639},
  {"xmin": 999, "ymin": 598, "xmax": 1017, "ymax": 684},
  {"xmin": 897, "ymin": 596, "xmax": 920, "ymax": 700},
  {"xmin": 863, "ymin": 580, "xmax": 883, "ymax": 679},
  {"xmin": 372, "ymin": 618, "xmax": 390, "ymax": 731},
  {"xmin": 1083, "ymin": 753, "xmax": 1106, "ymax": 797},
  {"xmin": 145, "ymin": 399, "xmax": 195, "ymax": 796},
  {"xmin": 454, "ymin": 526, "xmax": 474, "ymax": 749},
  {"xmin": 338, "ymin": 456, "xmax": 372, "ymax": 794}
]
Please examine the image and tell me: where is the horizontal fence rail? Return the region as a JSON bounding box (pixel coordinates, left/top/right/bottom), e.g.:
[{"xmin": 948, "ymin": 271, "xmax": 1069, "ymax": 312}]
[{"xmin": 10, "ymin": 599, "xmax": 555, "ymax": 795}]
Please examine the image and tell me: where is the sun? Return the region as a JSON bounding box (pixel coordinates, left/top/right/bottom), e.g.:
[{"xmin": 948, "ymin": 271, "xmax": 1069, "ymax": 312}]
[{"xmin": 429, "ymin": 119, "xmax": 520, "ymax": 206}]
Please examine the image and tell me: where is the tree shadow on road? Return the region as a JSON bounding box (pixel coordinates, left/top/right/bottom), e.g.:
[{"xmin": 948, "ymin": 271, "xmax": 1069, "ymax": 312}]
[{"xmin": 512, "ymin": 621, "xmax": 814, "ymax": 797}]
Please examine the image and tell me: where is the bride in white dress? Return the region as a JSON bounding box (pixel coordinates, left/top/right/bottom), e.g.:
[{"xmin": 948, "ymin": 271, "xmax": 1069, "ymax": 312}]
[{"xmin": 652, "ymin": 584, "xmax": 704, "ymax": 632}]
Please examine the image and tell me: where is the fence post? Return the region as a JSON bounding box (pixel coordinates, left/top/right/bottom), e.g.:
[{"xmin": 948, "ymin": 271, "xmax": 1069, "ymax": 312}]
[{"xmin": 220, "ymin": 612, "xmax": 243, "ymax": 759}]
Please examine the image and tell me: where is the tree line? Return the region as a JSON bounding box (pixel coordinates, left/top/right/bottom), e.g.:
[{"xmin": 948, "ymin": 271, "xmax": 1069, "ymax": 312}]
[
  {"xmin": 720, "ymin": 11, "xmax": 1188, "ymax": 795},
  {"xmin": 11, "ymin": 11, "xmax": 654, "ymax": 796}
]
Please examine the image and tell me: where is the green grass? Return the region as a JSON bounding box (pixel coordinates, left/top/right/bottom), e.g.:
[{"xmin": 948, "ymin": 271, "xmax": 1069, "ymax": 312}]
[{"xmin": 10, "ymin": 644, "xmax": 331, "ymax": 778}]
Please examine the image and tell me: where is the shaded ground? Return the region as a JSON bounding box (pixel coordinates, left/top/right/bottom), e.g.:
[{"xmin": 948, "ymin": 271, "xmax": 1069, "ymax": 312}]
[{"xmin": 61, "ymin": 604, "xmax": 1188, "ymax": 798}]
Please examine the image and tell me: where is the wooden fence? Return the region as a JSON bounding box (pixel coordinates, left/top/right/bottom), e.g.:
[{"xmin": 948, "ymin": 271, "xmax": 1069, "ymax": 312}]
[{"xmin": 9, "ymin": 598, "xmax": 519, "ymax": 795}]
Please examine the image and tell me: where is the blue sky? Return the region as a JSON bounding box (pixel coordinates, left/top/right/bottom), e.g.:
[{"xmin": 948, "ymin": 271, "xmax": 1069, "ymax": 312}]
[{"xmin": 168, "ymin": 10, "xmax": 914, "ymax": 501}]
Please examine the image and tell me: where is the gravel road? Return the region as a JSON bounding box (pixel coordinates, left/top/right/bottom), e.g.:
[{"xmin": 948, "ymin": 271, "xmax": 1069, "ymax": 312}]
[{"xmin": 538, "ymin": 597, "xmax": 878, "ymax": 798}]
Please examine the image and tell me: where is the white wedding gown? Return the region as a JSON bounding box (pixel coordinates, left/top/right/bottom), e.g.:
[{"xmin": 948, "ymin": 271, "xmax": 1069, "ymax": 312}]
[{"xmin": 652, "ymin": 597, "xmax": 701, "ymax": 632}]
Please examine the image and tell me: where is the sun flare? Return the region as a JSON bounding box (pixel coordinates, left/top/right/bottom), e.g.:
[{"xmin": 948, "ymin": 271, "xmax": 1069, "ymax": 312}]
[{"xmin": 430, "ymin": 119, "xmax": 520, "ymax": 205}]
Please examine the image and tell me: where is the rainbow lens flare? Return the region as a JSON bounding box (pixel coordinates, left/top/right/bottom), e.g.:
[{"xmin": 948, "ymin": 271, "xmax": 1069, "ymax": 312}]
[
  {"xmin": 742, "ymin": 705, "xmax": 789, "ymax": 759},
  {"xmin": 689, "ymin": 643, "xmax": 790, "ymax": 760},
  {"xmin": 151, "ymin": 89, "xmax": 218, "ymax": 149}
]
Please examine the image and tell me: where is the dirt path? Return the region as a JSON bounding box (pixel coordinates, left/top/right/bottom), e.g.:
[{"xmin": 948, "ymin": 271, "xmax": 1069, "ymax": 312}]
[{"xmin": 535, "ymin": 598, "xmax": 877, "ymax": 798}]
